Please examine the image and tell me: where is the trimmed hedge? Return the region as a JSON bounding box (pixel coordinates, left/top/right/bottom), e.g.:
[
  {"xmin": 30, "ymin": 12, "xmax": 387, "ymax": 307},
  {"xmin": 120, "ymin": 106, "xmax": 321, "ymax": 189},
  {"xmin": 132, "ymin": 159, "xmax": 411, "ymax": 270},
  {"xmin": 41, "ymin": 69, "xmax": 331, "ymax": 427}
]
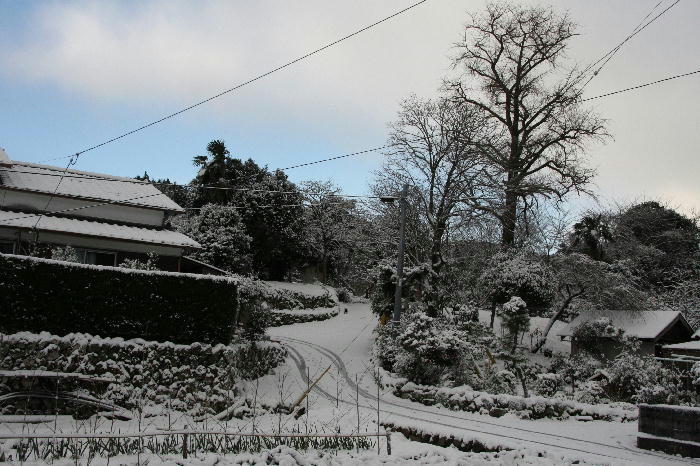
[
  {"xmin": 393, "ymin": 381, "xmax": 638, "ymax": 422},
  {"xmin": 268, "ymin": 309, "xmax": 339, "ymax": 327},
  {"xmin": 0, "ymin": 331, "xmax": 287, "ymax": 416},
  {"xmin": 0, "ymin": 254, "xmax": 242, "ymax": 344}
]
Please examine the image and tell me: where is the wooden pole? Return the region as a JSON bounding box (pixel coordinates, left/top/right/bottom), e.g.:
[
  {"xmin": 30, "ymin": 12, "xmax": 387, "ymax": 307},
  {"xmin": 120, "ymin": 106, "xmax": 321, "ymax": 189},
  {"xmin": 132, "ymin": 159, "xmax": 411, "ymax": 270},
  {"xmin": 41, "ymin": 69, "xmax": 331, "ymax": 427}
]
[
  {"xmin": 290, "ymin": 365, "xmax": 331, "ymax": 410},
  {"xmin": 376, "ymin": 368, "xmax": 380, "ymax": 454}
]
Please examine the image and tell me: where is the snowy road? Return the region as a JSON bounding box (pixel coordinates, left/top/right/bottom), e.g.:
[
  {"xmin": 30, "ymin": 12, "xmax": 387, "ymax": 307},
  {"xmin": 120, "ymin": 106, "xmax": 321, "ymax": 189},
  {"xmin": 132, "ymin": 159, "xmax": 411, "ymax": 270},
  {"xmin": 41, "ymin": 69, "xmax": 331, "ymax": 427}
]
[{"xmin": 271, "ymin": 302, "xmax": 699, "ymax": 466}]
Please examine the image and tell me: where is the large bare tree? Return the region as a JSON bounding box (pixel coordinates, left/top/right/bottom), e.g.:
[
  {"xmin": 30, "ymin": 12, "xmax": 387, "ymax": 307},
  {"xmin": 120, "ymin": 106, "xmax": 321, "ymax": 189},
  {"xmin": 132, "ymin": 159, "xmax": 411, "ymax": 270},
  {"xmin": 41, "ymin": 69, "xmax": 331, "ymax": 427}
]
[
  {"xmin": 447, "ymin": 1, "xmax": 608, "ymax": 246},
  {"xmin": 376, "ymin": 95, "xmax": 490, "ymax": 312}
]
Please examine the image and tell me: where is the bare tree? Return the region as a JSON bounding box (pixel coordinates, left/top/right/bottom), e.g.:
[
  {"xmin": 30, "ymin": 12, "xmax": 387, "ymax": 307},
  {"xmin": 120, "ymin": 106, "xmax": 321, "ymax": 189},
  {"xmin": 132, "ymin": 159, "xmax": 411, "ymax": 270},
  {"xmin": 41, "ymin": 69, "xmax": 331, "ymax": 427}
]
[
  {"xmin": 376, "ymin": 95, "xmax": 490, "ymax": 312},
  {"xmin": 446, "ymin": 1, "xmax": 609, "ymax": 247}
]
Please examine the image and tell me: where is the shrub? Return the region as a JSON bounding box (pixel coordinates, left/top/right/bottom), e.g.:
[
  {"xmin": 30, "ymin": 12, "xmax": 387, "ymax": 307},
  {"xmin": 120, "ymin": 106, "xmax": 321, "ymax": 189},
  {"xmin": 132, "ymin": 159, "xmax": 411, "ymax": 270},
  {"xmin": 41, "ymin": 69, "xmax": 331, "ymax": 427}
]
[
  {"xmin": 336, "ymin": 287, "xmax": 352, "ymax": 303},
  {"xmin": 534, "ymin": 373, "xmax": 561, "ymax": 397},
  {"xmin": 118, "ymin": 252, "xmax": 159, "ymax": 271},
  {"xmin": 0, "ymin": 254, "xmax": 242, "ymax": 344},
  {"xmin": 499, "ymin": 296, "xmax": 530, "ymax": 352},
  {"xmin": 571, "ymin": 317, "xmax": 624, "ymax": 356},
  {"xmin": 574, "ymin": 381, "xmax": 604, "ymax": 404}
]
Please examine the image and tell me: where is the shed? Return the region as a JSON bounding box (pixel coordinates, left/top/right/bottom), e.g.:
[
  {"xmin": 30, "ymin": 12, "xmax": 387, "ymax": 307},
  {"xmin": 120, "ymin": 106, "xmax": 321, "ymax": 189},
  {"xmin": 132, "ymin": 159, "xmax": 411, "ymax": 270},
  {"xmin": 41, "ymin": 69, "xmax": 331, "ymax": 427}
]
[
  {"xmin": 662, "ymin": 340, "xmax": 700, "ymax": 359},
  {"xmin": 558, "ymin": 310, "xmax": 694, "ymax": 359}
]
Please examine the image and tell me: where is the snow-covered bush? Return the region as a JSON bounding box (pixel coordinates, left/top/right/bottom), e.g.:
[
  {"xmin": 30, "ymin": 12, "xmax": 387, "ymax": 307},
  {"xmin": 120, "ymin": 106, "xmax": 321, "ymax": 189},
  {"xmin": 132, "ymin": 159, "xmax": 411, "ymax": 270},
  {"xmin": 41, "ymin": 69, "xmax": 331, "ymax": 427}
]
[
  {"xmin": 606, "ymin": 344, "xmax": 682, "ymax": 404},
  {"xmin": 118, "ymin": 251, "xmax": 159, "ymax": 270},
  {"xmin": 0, "ymin": 331, "xmax": 286, "ymax": 416},
  {"xmin": 173, "ymin": 203, "xmax": 252, "ymax": 274},
  {"xmin": 571, "ymin": 317, "xmax": 624, "ymax": 356},
  {"xmin": 336, "ymin": 287, "xmax": 353, "ymax": 303},
  {"xmin": 574, "ymin": 380, "xmax": 604, "ymax": 404},
  {"xmin": 479, "ymin": 251, "xmax": 556, "ymax": 311},
  {"xmin": 50, "ymin": 245, "xmax": 81, "ymax": 263},
  {"xmin": 393, "ymin": 380, "xmax": 637, "ymax": 421},
  {"xmin": 498, "ymin": 296, "xmax": 530, "ymax": 352},
  {"xmin": 482, "ymin": 369, "xmax": 518, "ymax": 396},
  {"xmin": 535, "ymin": 373, "xmax": 561, "ymax": 397},
  {"xmin": 693, "ymin": 362, "xmax": 700, "ymax": 388}
]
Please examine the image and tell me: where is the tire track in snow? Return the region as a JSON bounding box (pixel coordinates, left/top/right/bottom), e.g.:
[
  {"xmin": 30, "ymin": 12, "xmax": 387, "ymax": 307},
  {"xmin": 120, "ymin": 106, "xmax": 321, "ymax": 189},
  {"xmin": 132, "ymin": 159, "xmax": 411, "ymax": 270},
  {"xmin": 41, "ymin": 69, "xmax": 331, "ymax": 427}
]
[{"xmin": 276, "ymin": 335, "xmax": 698, "ymax": 465}]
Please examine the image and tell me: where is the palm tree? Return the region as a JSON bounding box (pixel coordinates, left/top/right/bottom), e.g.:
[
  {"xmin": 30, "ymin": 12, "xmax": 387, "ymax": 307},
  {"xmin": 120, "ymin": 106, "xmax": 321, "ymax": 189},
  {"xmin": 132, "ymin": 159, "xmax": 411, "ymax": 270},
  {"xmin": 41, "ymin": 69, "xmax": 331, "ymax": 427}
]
[
  {"xmin": 570, "ymin": 214, "xmax": 613, "ymax": 261},
  {"xmin": 193, "ymin": 140, "xmax": 229, "ymax": 185}
]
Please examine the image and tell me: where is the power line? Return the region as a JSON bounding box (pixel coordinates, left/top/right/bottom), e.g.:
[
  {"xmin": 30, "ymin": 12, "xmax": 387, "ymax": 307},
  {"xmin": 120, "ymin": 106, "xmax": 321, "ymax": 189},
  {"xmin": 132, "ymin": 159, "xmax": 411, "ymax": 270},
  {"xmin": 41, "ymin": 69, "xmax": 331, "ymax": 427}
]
[
  {"xmin": 581, "ymin": 0, "xmax": 680, "ymax": 88},
  {"xmin": 280, "ymin": 145, "xmax": 391, "ymax": 170},
  {"xmin": 582, "ymin": 69, "xmax": 700, "ymax": 101},
  {"xmin": 37, "ymin": 0, "xmax": 431, "ymax": 164},
  {"xmin": 0, "ymin": 167, "xmax": 383, "ymax": 198}
]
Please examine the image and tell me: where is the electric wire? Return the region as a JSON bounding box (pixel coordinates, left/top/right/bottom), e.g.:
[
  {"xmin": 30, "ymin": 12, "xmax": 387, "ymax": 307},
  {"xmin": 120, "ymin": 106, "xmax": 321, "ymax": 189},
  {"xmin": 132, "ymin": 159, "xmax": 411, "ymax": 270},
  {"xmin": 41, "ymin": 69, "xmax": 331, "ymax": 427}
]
[
  {"xmin": 582, "ymin": 68, "xmax": 700, "ymax": 102},
  {"xmin": 36, "ymin": 0, "xmax": 431, "ymax": 164},
  {"xmin": 0, "ymin": 167, "xmax": 385, "ymax": 198},
  {"xmin": 580, "ymin": 0, "xmax": 680, "ymax": 88}
]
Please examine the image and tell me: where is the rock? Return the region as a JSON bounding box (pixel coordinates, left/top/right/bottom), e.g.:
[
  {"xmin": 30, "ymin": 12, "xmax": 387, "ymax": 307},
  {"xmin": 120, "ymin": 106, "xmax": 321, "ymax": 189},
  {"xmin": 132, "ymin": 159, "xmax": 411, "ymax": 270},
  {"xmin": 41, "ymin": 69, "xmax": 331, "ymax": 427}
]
[{"xmin": 489, "ymin": 407, "xmax": 508, "ymax": 418}]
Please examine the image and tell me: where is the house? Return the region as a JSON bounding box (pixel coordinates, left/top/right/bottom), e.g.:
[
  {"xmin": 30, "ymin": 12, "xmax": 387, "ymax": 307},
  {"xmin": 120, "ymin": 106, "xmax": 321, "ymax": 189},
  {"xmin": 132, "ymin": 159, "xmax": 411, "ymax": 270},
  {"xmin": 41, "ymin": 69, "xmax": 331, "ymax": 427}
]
[
  {"xmin": 558, "ymin": 310, "xmax": 694, "ymax": 358},
  {"xmin": 0, "ymin": 149, "xmax": 199, "ymax": 271}
]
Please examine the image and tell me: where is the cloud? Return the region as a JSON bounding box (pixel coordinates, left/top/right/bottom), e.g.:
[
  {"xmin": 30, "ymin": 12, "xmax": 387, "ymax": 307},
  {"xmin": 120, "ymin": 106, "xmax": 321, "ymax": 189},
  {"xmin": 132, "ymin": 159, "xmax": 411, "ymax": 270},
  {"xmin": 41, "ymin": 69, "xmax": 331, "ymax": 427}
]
[{"xmin": 2, "ymin": 0, "xmax": 469, "ymax": 130}]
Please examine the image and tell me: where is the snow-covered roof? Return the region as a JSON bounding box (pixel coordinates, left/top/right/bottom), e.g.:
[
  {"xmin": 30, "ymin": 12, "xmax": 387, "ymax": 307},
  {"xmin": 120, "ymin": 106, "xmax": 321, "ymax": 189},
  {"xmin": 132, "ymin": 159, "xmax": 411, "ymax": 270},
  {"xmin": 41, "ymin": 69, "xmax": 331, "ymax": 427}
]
[
  {"xmin": 0, "ymin": 161, "xmax": 183, "ymax": 212},
  {"xmin": 663, "ymin": 340, "xmax": 700, "ymax": 351},
  {"xmin": 0, "ymin": 209, "xmax": 200, "ymax": 249},
  {"xmin": 557, "ymin": 310, "xmax": 691, "ymax": 341}
]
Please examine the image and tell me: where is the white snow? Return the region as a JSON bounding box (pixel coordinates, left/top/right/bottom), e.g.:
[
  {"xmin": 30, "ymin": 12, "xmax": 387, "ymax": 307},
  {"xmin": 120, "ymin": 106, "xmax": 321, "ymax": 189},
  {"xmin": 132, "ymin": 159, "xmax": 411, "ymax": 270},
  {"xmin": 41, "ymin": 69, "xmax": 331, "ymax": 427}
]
[
  {"xmin": 664, "ymin": 340, "xmax": 700, "ymax": 350},
  {"xmin": 0, "ymin": 210, "xmax": 200, "ymax": 248},
  {"xmin": 0, "ymin": 160, "xmax": 182, "ymax": 211},
  {"xmin": 557, "ymin": 310, "xmax": 687, "ymax": 340}
]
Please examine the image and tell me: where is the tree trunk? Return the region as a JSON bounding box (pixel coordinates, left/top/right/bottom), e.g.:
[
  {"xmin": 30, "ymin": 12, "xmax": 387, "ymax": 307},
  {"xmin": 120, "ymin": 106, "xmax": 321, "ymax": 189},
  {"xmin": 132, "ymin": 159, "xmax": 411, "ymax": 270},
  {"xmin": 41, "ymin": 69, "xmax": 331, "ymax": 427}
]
[
  {"xmin": 531, "ymin": 288, "xmax": 584, "ymax": 353},
  {"xmin": 426, "ymin": 221, "xmax": 447, "ymax": 317},
  {"xmin": 501, "ymin": 188, "xmax": 518, "ymax": 247},
  {"xmin": 489, "ymin": 299, "xmax": 497, "ymax": 329}
]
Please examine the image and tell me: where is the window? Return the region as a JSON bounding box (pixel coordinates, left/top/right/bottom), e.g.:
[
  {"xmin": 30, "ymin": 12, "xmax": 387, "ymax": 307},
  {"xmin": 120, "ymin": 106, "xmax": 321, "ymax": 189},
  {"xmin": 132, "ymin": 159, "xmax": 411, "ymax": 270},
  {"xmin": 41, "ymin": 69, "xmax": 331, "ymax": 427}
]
[
  {"xmin": 84, "ymin": 250, "xmax": 117, "ymax": 266},
  {"xmin": 0, "ymin": 241, "xmax": 14, "ymax": 254}
]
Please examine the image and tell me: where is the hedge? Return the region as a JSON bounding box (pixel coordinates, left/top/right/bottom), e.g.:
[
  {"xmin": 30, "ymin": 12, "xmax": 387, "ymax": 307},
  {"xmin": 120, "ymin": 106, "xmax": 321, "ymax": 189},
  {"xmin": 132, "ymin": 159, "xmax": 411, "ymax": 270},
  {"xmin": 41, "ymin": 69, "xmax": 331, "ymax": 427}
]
[
  {"xmin": 268, "ymin": 308, "xmax": 339, "ymax": 327},
  {"xmin": 393, "ymin": 381, "xmax": 638, "ymax": 422},
  {"xmin": 0, "ymin": 331, "xmax": 287, "ymax": 416},
  {"xmin": 0, "ymin": 254, "xmax": 243, "ymax": 344}
]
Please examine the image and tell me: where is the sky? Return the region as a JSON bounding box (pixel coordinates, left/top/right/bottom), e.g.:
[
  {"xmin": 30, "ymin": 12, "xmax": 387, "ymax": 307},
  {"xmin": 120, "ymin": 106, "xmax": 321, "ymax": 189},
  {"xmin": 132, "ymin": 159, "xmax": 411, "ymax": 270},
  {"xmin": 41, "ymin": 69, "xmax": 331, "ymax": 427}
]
[{"xmin": 1, "ymin": 0, "xmax": 698, "ymax": 216}]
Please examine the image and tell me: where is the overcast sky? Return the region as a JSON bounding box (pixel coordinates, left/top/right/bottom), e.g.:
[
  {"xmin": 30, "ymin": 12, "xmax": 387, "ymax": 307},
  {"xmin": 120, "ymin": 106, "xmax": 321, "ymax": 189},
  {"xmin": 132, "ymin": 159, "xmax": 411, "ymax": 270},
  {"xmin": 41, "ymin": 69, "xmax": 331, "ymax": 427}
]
[{"xmin": 1, "ymin": 0, "xmax": 698, "ymax": 215}]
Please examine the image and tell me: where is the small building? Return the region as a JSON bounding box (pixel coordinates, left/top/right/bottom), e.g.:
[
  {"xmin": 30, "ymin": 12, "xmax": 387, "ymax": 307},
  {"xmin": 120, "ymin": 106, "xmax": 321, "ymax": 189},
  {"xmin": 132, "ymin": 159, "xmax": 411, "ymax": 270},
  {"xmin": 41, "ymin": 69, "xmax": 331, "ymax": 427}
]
[
  {"xmin": 558, "ymin": 310, "xmax": 694, "ymax": 359},
  {"xmin": 662, "ymin": 340, "xmax": 700, "ymax": 359},
  {"xmin": 0, "ymin": 149, "xmax": 199, "ymax": 271}
]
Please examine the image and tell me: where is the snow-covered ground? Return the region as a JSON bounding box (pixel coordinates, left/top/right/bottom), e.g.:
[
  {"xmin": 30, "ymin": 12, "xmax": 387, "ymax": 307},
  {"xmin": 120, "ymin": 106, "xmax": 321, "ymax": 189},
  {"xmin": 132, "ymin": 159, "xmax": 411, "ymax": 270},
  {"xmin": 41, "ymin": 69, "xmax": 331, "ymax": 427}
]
[
  {"xmin": 270, "ymin": 303, "xmax": 699, "ymax": 466},
  {"xmin": 3, "ymin": 303, "xmax": 698, "ymax": 465}
]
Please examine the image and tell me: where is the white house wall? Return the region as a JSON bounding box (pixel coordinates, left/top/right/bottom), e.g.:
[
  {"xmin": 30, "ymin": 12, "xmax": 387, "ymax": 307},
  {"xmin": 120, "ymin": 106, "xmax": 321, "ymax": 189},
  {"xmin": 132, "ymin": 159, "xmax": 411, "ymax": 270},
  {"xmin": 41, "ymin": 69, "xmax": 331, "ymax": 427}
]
[{"xmin": 0, "ymin": 188, "xmax": 166, "ymax": 227}]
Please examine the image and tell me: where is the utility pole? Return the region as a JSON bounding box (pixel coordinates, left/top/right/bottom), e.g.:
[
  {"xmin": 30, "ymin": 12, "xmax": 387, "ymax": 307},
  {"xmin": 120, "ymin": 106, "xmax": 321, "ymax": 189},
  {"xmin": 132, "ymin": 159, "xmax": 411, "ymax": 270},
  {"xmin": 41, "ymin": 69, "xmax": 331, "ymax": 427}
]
[{"xmin": 392, "ymin": 184, "xmax": 408, "ymax": 323}]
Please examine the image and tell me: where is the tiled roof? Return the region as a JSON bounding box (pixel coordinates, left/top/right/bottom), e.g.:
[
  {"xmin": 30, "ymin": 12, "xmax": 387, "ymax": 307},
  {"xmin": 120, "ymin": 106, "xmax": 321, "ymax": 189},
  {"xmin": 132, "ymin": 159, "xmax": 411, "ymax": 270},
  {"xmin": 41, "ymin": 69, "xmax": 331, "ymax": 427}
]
[
  {"xmin": 557, "ymin": 310, "xmax": 690, "ymax": 340},
  {"xmin": 0, "ymin": 209, "xmax": 200, "ymax": 249},
  {"xmin": 0, "ymin": 161, "xmax": 183, "ymax": 212}
]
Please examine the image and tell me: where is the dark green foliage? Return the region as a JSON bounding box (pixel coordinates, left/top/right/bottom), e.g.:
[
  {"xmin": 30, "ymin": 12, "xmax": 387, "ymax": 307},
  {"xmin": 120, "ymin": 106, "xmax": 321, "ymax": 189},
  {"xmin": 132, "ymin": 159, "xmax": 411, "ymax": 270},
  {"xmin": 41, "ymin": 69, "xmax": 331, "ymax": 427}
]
[
  {"xmin": 0, "ymin": 254, "xmax": 240, "ymax": 344},
  {"xmin": 190, "ymin": 141, "xmax": 307, "ymax": 280},
  {"xmin": 611, "ymin": 201, "xmax": 699, "ymax": 288},
  {"xmin": 176, "ymin": 204, "xmax": 253, "ymax": 274}
]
